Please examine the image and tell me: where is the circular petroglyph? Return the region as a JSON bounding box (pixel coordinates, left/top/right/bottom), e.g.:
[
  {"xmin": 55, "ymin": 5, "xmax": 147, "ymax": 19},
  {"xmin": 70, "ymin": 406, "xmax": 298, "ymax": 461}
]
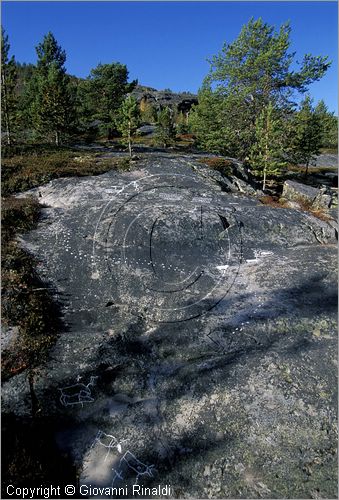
[{"xmin": 93, "ymin": 173, "xmax": 243, "ymax": 322}]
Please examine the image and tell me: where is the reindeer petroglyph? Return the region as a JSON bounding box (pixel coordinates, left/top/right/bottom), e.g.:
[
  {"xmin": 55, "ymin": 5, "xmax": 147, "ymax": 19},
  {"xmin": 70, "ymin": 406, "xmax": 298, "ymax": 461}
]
[
  {"xmin": 59, "ymin": 376, "xmax": 98, "ymax": 407},
  {"xmin": 91, "ymin": 431, "xmax": 129, "ymax": 462},
  {"xmin": 112, "ymin": 451, "xmax": 155, "ymax": 486}
]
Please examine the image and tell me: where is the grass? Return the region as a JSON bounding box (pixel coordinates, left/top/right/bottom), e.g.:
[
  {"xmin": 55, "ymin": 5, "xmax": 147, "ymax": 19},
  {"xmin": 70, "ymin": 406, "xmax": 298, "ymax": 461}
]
[
  {"xmin": 1, "ymin": 196, "xmax": 63, "ymax": 381},
  {"xmin": 286, "ymin": 164, "xmax": 337, "ymax": 175},
  {"xmin": 259, "ymin": 195, "xmax": 287, "ymax": 208},
  {"xmin": 259, "ymin": 194, "xmax": 331, "ymax": 221},
  {"xmin": 2, "ymin": 148, "xmax": 132, "ymax": 196},
  {"xmin": 320, "ymin": 148, "xmax": 338, "ymax": 155}
]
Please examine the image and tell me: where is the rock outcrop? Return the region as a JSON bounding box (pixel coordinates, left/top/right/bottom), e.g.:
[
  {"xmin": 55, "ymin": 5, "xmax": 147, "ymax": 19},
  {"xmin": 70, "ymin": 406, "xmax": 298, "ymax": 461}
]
[
  {"xmin": 282, "ymin": 179, "xmax": 334, "ymax": 210},
  {"xmin": 2, "ymin": 152, "xmax": 337, "ymax": 498},
  {"xmin": 131, "ymin": 85, "xmax": 198, "ymax": 114}
]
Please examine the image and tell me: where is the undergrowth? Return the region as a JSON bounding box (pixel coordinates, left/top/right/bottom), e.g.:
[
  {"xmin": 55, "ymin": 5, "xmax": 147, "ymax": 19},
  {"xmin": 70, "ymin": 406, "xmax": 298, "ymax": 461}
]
[
  {"xmin": 1, "ymin": 196, "xmax": 62, "ymax": 381},
  {"xmin": 260, "ymin": 194, "xmax": 331, "ymax": 221},
  {"xmin": 199, "ymin": 157, "xmax": 234, "ymax": 176},
  {"xmin": 1, "ymin": 149, "xmax": 132, "ymax": 380},
  {"xmin": 2, "ymin": 149, "xmax": 130, "ymax": 196}
]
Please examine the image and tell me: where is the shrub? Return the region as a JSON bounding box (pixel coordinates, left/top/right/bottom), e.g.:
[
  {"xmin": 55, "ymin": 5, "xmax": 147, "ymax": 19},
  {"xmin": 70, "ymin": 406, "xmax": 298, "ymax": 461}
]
[{"xmin": 1, "ymin": 150, "xmax": 128, "ymax": 196}]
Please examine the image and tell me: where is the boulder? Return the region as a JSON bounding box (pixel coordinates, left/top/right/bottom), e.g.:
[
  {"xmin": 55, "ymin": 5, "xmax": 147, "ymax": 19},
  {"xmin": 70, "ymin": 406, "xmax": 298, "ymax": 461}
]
[
  {"xmin": 136, "ymin": 125, "xmax": 156, "ymax": 136},
  {"xmin": 282, "ymin": 180, "xmax": 331, "ymax": 210}
]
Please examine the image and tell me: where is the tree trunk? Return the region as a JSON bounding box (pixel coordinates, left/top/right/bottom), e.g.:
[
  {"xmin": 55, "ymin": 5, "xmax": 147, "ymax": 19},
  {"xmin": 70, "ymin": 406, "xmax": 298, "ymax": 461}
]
[
  {"xmin": 55, "ymin": 130, "xmax": 60, "ymax": 146},
  {"xmin": 128, "ymin": 122, "xmax": 132, "ymax": 157},
  {"xmin": 263, "ymin": 167, "xmax": 267, "ymax": 191},
  {"xmin": 2, "ymin": 73, "xmax": 12, "ymax": 146},
  {"xmin": 304, "ymin": 160, "xmax": 309, "ymax": 177},
  {"xmin": 28, "ymin": 370, "xmax": 40, "ymax": 417}
]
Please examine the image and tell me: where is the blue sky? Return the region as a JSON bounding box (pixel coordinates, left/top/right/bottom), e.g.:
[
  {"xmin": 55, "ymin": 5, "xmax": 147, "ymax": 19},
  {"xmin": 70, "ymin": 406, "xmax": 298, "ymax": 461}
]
[{"xmin": 2, "ymin": 1, "xmax": 338, "ymax": 113}]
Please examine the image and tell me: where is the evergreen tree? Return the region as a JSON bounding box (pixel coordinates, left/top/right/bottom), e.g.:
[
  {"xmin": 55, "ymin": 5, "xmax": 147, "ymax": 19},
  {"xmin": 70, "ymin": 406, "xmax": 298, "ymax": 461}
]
[
  {"xmin": 290, "ymin": 95, "xmax": 322, "ymax": 176},
  {"xmin": 189, "ymin": 85, "xmax": 253, "ymax": 157},
  {"xmin": 31, "ymin": 32, "xmax": 75, "ymax": 145},
  {"xmin": 19, "ymin": 66, "xmax": 39, "ymax": 138},
  {"xmin": 192, "ymin": 18, "xmax": 331, "ymax": 159},
  {"xmin": 175, "ymin": 111, "xmax": 189, "ymax": 134},
  {"xmin": 81, "ymin": 63, "xmax": 137, "ymax": 139},
  {"xmin": 249, "ymin": 102, "xmax": 287, "ymax": 190},
  {"xmin": 155, "ymin": 107, "xmax": 176, "ymax": 148},
  {"xmin": 1, "ymin": 28, "xmax": 17, "ymax": 145},
  {"xmin": 117, "ymin": 96, "xmax": 141, "ymax": 157},
  {"xmin": 140, "ymin": 98, "xmax": 157, "ymax": 124},
  {"xmin": 314, "ymin": 100, "xmax": 338, "ymax": 149}
]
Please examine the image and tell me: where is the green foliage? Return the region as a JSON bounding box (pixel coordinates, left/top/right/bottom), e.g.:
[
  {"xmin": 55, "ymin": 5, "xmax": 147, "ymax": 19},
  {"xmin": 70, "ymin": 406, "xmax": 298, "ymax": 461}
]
[
  {"xmin": 117, "ymin": 95, "xmax": 141, "ymax": 156},
  {"xmin": 189, "ymin": 85, "xmax": 254, "ymax": 157},
  {"xmin": 289, "ymin": 95, "xmax": 322, "ymax": 175},
  {"xmin": 155, "ymin": 107, "xmax": 176, "ymax": 147},
  {"xmin": 249, "ymin": 102, "xmax": 287, "ymax": 190},
  {"xmin": 29, "ymin": 32, "xmax": 76, "ymax": 145},
  {"xmin": 1, "ymin": 150, "xmax": 128, "ymax": 195},
  {"xmin": 79, "ymin": 63, "xmax": 137, "ymax": 139},
  {"xmin": 207, "ymin": 17, "xmax": 330, "ymax": 109},
  {"xmin": 175, "ymin": 111, "xmax": 189, "ymax": 134},
  {"xmin": 191, "ymin": 17, "xmax": 331, "ymax": 163},
  {"xmin": 1, "ymin": 28, "xmax": 18, "ymax": 145},
  {"xmin": 140, "ymin": 99, "xmax": 157, "ymax": 124},
  {"xmin": 314, "ymin": 100, "xmax": 338, "ymax": 149}
]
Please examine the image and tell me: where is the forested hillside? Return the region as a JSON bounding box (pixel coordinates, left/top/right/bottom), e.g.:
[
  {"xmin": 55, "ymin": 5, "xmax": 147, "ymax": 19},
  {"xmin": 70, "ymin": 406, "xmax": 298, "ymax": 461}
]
[{"xmin": 2, "ymin": 20, "xmax": 337, "ymax": 179}]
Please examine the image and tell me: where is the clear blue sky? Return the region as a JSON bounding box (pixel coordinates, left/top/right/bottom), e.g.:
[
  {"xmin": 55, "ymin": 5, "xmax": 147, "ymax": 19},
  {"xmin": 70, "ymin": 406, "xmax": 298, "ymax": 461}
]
[{"xmin": 2, "ymin": 1, "xmax": 338, "ymax": 113}]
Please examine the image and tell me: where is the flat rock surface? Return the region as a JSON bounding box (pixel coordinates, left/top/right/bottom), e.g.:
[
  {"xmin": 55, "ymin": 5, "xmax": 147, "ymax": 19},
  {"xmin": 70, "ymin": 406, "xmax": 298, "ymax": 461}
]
[
  {"xmin": 2, "ymin": 153, "xmax": 337, "ymax": 498},
  {"xmin": 313, "ymin": 154, "xmax": 338, "ymax": 168}
]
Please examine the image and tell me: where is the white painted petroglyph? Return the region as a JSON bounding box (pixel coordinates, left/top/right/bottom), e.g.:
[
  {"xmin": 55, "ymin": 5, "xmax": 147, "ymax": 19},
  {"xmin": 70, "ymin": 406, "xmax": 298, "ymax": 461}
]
[
  {"xmin": 91, "ymin": 431, "xmax": 129, "ymax": 462},
  {"xmin": 59, "ymin": 376, "xmax": 98, "ymax": 407},
  {"xmin": 112, "ymin": 451, "xmax": 155, "ymax": 486}
]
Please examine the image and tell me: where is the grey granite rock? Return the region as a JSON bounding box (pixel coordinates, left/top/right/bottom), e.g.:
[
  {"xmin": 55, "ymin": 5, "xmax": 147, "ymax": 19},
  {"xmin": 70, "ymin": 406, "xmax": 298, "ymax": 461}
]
[
  {"xmin": 2, "ymin": 153, "xmax": 337, "ymax": 498},
  {"xmin": 282, "ymin": 179, "xmax": 333, "ymax": 210}
]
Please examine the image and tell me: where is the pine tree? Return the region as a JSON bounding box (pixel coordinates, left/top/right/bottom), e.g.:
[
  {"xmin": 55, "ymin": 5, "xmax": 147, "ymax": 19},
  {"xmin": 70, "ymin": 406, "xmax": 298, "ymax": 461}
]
[
  {"xmin": 249, "ymin": 102, "xmax": 287, "ymax": 190},
  {"xmin": 1, "ymin": 28, "xmax": 17, "ymax": 145},
  {"xmin": 140, "ymin": 98, "xmax": 157, "ymax": 124},
  {"xmin": 81, "ymin": 63, "xmax": 137, "ymax": 139},
  {"xmin": 175, "ymin": 111, "xmax": 189, "ymax": 134},
  {"xmin": 189, "ymin": 85, "xmax": 253, "ymax": 157},
  {"xmin": 155, "ymin": 107, "xmax": 176, "ymax": 148},
  {"xmin": 32, "ymin": 32, "xmax": 75, "ymax": 145},
  {"xmin": 290, "ymin": 96, "xmax": 322, "ymax": 176},
  {"xmin": 314, "ymin": 100, "xmax": 338, "ymax": 149},
  {"xmin": 117, "ymin": 96, "xmax": 141, "ymax": 157},
  {"xmin": 191, "ymin": 18, "xmax": 331, "ymax": 159}
]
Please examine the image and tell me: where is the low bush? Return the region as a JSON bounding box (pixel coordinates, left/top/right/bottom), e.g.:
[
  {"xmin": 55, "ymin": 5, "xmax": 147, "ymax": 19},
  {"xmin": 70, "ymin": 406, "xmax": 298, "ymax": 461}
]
[
  {"xmin": 2, "ymin": 196, "xmax": 40, "ymax": 243},
  {"xmin": 1, "ymin": 148, "xmax": 133, "ymax": 380},
  {"xmin": 2, "ymin": 150, "xmax": 128, "ymax": 196},
  {"xmin": 2, "ymin": 226, "xmax": 62, "ymax": 381},
  {"xmin": 260, "ymin": 194, "xmax": 330, "ymax": 221},
  {"xmin": 259, "ymin": 195, "xmax": 287, "ymax": 208}
]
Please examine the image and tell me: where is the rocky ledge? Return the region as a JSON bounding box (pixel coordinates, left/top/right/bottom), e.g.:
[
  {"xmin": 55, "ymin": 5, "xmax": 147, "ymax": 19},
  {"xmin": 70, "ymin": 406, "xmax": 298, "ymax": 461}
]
[{"xmin": 2, "ymin": 153, "xmax": 337, "ymax": 498}]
